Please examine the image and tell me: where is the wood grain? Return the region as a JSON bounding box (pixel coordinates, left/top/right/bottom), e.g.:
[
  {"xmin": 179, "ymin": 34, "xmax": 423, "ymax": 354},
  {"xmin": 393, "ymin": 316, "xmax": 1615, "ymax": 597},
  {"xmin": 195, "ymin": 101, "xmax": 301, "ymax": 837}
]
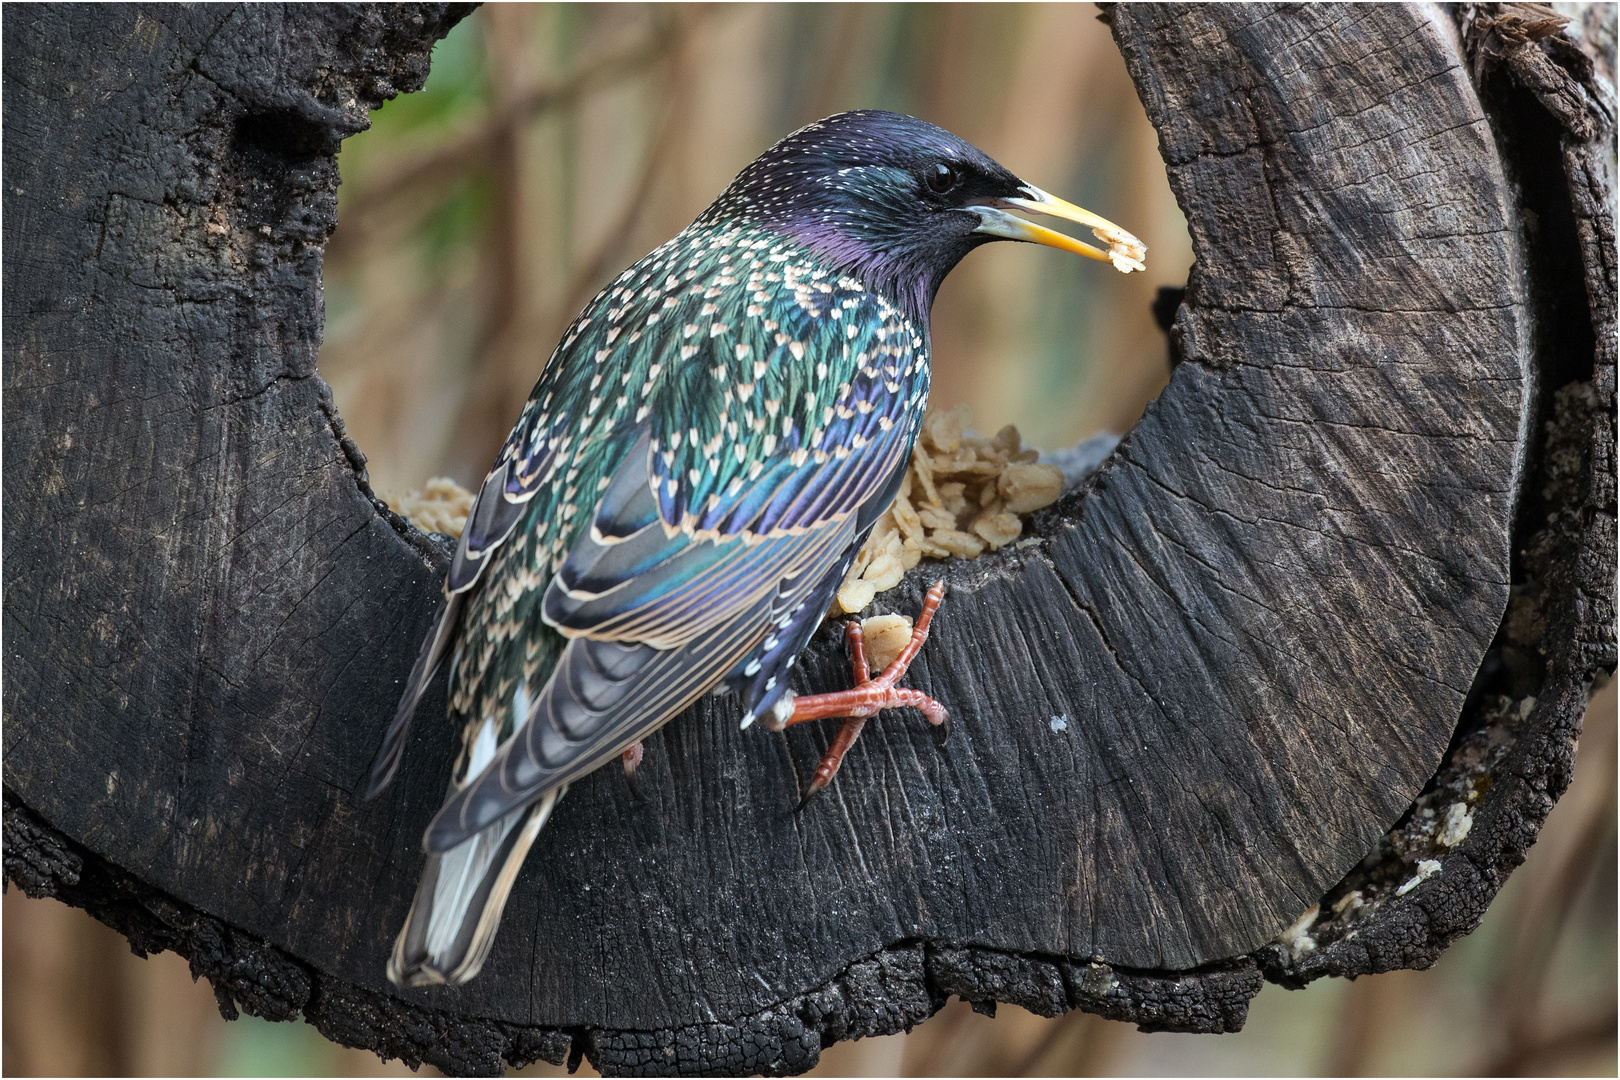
[{"xmin": 3, "ymin": 3, "xmax": 1612, "ymax": 1075}]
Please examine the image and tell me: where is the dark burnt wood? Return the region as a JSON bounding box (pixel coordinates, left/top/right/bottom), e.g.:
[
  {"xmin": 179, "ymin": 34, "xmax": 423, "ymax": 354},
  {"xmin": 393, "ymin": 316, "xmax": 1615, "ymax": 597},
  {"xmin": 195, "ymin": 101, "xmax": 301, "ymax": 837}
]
[{"xmin": 4, "ymin": 4, "xmax": 1613, "ymax": 1075}]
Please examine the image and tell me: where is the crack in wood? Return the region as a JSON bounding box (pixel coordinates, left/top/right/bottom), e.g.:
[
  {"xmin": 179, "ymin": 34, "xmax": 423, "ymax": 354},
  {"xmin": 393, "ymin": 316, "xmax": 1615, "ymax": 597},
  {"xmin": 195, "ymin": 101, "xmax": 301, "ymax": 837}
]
[{"xmin": 2, "ymin": 2, "xmax": 1613, "ymax": 1074}]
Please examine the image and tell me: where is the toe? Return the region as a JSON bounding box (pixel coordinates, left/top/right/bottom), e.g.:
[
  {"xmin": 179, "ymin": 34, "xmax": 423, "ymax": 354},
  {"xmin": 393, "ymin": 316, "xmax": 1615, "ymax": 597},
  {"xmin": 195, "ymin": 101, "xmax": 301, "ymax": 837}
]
[{"xmin": 621, "ymin": 740, "xmax": 644, "ymax": 778}]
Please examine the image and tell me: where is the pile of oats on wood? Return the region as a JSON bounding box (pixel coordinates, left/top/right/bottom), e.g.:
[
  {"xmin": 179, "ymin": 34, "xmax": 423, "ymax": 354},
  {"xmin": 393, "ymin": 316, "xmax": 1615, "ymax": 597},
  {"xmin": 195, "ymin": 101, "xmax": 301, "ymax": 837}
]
[
  {"xmin": 384, "ymin": 476, "xmax": 475, "ymax": 539},
  {"xmin": 831, "ymin": 404, "xmax": 1064, "ymax": 616}
]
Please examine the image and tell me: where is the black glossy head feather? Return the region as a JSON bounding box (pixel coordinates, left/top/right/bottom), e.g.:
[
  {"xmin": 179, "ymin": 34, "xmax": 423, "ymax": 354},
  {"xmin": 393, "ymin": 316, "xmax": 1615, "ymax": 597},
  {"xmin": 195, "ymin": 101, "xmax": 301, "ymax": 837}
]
[{"xmin": 696, "ymin": 110, "xmax": 1032, "ymax": 321}]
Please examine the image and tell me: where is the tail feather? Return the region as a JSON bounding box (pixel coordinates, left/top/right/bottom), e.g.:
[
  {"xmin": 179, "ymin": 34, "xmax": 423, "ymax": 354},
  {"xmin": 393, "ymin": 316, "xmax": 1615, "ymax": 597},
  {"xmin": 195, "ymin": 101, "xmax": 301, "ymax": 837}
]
[
  {"xmin": 387, "ymin": 785, "xmax": 566, "ymax": 987},
  {"xmin": 367, "ymin": 591, "xmax": 464, "ymax": 800}
]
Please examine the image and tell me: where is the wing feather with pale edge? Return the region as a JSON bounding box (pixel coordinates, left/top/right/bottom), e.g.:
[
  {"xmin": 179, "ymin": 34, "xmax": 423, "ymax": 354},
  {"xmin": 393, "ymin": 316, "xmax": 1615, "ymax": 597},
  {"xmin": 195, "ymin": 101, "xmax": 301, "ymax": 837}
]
[
  {"xmin": 421, "ymin": 423, "xmax": 911, "ymax": 851},
  {"xmin": 382, "ymin": 261, "xmax": 928, "ymax": 848},
  {"xmin": 365, "ymin": 405, "xmax": 557, "ymax": 798}
]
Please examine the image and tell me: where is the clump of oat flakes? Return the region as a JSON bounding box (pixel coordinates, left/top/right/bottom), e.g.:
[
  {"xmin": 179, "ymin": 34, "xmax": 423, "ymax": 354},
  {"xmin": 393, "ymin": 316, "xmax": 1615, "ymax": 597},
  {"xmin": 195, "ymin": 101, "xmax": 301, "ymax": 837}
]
[
  {"xmin": 857, "ymin": 612, "xmax": 916, "ymax": 673},
  {"xmin": 832, "ymin": 404, "xmax": 1065, "ymax": 616},
  {"xmin": 385, "ymin": 477, "xmax": 475, "ymax": 538}
]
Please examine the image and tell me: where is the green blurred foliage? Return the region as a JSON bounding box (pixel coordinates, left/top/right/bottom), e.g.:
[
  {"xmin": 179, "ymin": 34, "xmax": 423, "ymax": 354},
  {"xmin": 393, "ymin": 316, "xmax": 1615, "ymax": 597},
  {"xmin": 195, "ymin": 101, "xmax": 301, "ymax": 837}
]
[{"xmin": 217, "ymin": 1016, "xmax": 336, "ymax": 1077}]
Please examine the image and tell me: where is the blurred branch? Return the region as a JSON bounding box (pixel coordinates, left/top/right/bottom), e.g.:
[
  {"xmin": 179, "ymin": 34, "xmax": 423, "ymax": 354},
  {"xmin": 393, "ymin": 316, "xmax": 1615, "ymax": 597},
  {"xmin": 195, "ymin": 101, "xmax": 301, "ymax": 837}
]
[
  {"xmin": 896, "ymin": 1000, "xmax": 973, "ymax": 1076},
  {"xmin": 555, "ymin": 25, "xmax": 691, "ymax": 326},
  {"xmin": 1320, "ymin": 971, "xmax": 1387, "ymax": 1076},
  {"xmin": 1486, "ymin": 1010, "xmax": 1619, "ymax": 1075},
  {"xmin": 367, "ymin": 28, "xmax": 668, "ymax": 203},
  {"xmin": 468, "ymin": 2, "xmax": 536, "ymax": 406},
  {"xmin": 443, "ymin": 7, "xmax": 708, "ymax": 477},
  {"xmin": 1488, "ymin": 701, "xmax": 1617, "ymax": 1068},
  {"xmin": 800, "ymin": 5, "xmax": 870, "ymax": 123},
  {"xmin": 1006, "ymin": 1009, "xmax": 1104, "ymax": 1077},
  {"xmin": 333, "ymin": 8, "xmax": 713, "ymax": 252},
  {"xmin": 1509, "ymin": 778, "xmax": 1615, "ymax": 1006}
]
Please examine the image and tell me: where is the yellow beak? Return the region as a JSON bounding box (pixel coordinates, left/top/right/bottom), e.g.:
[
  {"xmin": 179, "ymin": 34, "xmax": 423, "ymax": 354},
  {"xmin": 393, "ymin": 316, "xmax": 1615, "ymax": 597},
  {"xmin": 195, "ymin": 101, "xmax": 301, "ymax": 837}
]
[{"xmin": 971, "ymin": 185, "xmax": 1146, "ymax": 274}]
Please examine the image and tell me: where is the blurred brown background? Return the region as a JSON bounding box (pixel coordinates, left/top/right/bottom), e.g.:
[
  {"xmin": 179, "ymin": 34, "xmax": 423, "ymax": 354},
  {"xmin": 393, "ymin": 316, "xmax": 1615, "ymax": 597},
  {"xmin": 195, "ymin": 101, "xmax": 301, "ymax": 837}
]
[{"xmin": 4, "ymin": 5, "xmax": 1612, "ymax": 1075}]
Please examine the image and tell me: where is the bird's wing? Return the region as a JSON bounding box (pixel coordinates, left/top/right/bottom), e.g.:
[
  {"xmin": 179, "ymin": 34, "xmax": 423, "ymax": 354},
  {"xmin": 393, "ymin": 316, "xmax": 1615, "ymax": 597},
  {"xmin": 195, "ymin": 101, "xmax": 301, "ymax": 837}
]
[
  {"xmin": 423, "ymin": 274, "xmax": 926, "ymax": 851},
  {"xmin": 365, "ymin": 398, "xmax": 564, "ymax": 798}
]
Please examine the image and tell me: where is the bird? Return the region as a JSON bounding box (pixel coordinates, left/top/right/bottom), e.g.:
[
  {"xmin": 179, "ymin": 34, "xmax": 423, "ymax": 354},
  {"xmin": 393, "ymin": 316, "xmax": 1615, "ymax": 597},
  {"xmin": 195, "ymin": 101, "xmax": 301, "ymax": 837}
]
[{"xmin": 365, "ymin": 109, "xmax": 1144, "ymax": 988}]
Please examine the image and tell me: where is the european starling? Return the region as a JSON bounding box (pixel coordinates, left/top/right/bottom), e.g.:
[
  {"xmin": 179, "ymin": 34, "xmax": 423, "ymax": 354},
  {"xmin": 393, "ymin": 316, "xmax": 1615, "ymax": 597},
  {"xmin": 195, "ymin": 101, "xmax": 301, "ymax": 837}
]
[{"xmin": 367, "ymin": 110, "xmax": 1144, "ymax": 987}]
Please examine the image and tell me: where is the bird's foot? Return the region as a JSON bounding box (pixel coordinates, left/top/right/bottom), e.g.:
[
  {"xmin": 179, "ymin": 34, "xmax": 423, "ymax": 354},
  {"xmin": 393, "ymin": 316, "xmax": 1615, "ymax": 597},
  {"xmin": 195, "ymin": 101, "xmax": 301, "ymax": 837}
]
[
  {"xmin": 622, "ymin": 740, "xmax": 644, "ymax": 779},
  {"xmin": 769, "ymin": 581, "xmax": 948, "ymax": 802}
]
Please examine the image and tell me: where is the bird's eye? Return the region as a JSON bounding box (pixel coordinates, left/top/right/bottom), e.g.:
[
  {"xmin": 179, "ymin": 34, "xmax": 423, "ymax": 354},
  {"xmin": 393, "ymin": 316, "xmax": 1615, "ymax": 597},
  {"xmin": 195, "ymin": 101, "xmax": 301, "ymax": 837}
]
[{"xmin": 926, "ymin": 163, "xmax": 959, "ymax": 194}]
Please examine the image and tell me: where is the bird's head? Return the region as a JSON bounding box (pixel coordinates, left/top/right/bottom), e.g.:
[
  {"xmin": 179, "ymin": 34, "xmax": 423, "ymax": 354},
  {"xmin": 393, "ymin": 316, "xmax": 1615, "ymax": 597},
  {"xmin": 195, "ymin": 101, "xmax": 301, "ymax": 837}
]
[{"xmin": 701, "ymin": 110, "xmax": 1145, "ymax": 322}]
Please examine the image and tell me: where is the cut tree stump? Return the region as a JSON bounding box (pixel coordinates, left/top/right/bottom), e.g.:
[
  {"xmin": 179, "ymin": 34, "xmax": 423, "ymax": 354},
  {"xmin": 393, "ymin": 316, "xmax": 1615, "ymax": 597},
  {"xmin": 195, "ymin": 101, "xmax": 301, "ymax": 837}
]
[{"xmin": 3, "ymin": 3, "xmax": 1614, "ymax": 1076}]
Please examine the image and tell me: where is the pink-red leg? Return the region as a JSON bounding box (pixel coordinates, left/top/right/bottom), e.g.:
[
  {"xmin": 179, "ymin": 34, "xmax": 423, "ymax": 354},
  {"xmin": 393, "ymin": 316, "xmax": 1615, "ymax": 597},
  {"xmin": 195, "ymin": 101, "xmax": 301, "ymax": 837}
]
[
  {"xmin": 784, "ymin": 581, "xmax": 949, "ymax": 801},
  {"xmin": 802, "ymin": 622, "xmax": 873, "ymax": 801},
  {"xmin": 621, "ymin": 740, "xmax": 644, "ymax": 779}
]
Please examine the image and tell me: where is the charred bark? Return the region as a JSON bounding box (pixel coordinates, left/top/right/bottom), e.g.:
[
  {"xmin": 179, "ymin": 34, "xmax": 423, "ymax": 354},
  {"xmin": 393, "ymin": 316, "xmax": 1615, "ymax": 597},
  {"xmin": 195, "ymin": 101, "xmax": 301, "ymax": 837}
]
[{"xmin": 3, "ymin": 3, "xmax": 1613, "ymax": 1076}]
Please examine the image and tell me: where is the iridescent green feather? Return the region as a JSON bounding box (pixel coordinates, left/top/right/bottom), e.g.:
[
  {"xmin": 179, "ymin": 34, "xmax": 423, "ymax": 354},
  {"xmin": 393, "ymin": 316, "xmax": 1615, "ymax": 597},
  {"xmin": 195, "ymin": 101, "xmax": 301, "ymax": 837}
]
[{"xmin": 447, "ymin": 221, "xmax": 928, "ymax": 779}]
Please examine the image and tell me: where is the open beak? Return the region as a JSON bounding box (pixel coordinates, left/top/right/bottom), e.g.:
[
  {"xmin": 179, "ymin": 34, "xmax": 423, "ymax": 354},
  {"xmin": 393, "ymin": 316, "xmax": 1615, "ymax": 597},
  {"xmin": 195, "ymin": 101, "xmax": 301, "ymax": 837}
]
[{"xmin": 971, "ymin": 185, "xmax": 1146, "ymax": 273}]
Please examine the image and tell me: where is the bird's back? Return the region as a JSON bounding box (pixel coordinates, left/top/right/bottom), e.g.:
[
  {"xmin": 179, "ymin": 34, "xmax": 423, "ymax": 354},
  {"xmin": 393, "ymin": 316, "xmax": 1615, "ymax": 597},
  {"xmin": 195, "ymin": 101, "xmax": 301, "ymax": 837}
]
[{"xmin": 443, "ymin": 219, "xmax": 928, "ymax": 804}]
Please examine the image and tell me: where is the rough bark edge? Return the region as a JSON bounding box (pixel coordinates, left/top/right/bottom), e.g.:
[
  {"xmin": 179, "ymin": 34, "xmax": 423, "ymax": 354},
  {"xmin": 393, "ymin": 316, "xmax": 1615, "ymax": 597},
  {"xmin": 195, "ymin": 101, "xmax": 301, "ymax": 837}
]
[
  {"xmin": 320, "ymin": 375, "xmax": 452, "ymax": 572},
  {"xmin": 2, "ymin": 5, "xmax": 1613, "ymax": 1077},
  {"xmin": 2, "ymin": 790, "xmax": 1261, "ymax": 1077},
  {"xmin": 2, "ymin": 788, "xmax": 561, "ymax": 1076}
]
